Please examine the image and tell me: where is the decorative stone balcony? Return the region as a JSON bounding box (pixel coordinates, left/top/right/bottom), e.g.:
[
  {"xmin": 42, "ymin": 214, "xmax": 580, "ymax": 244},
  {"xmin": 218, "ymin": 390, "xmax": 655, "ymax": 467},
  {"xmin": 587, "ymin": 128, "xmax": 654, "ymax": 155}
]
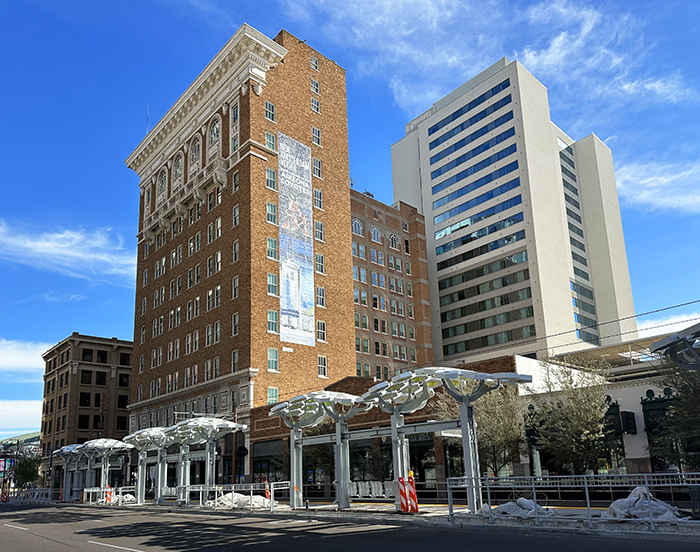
[{"xmin": 142, "ymin": 156, "xmax": 228, "ymax": 237}]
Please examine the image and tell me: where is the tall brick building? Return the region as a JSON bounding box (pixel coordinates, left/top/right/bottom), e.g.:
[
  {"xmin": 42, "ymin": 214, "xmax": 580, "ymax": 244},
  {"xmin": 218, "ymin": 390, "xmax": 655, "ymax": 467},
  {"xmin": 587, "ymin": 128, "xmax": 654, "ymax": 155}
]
[
  {"xmin": 39, "ymin": 333, "xmax": 132, "ymax": 485},
  {"xmin": 125, "ymin": 24, "xmax": 355, "ymax": 481},
  {"xmin": 350, "ymin": 190, "xmax": 434, "ymax": 378}
]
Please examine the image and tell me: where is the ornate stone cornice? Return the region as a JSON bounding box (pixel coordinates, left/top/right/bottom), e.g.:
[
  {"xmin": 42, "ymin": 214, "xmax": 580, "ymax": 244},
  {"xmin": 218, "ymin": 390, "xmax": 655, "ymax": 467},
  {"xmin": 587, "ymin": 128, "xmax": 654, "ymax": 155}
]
[{"xmin": 125, "ymin": 23, "xmax": 287, "ymax": 180}]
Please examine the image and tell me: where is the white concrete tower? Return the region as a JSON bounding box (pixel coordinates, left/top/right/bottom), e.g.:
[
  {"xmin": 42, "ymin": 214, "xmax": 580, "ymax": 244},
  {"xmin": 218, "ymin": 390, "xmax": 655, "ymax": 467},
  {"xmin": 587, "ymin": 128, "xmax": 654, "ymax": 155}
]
[{"xmin": 392, "ymin": 58, "xmax": 636, "ymax": 364}]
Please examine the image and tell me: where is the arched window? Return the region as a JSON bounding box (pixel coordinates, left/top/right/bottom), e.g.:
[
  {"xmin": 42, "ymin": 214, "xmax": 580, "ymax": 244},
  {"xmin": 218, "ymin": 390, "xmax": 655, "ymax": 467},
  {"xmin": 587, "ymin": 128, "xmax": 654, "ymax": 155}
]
[
  {"xmin": 190, "ymin": 138, "xmax": 201, "ymax": 165},
  {"xmin": 173, "ymin": 155, "xmax": 183, "ymax": 183},
  {"xmin": 209, "ymin": 119, "xmax": 220, "ymax": 145},
  {"xmin": 371, "ymin": 226, "xmax": 382, "ymax": 243},
  {"xmin": 156, "ymin": 171, "xmax": 167, "ymax": 206},
  {"xmin": 158, "ymin": 171, "xmax": 167, "ymax": 195},
  {"xmin": 352, "ymin": 218, "xmax": 363, "ymax": 236},
  {"xmin": 389, "ymin": 234, "xmax": 399, "ymax": 250}
]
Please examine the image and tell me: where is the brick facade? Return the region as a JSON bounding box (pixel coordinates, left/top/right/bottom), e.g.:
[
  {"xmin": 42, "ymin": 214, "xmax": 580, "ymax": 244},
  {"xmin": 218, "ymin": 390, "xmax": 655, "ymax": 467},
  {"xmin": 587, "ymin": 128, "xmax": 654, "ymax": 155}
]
[
  {"xmin": 39, "ymin": 333, "xmax": 133, "ymax": 483},
  {"xmin": 350, "ymin": 191, "xmax": 434, "ymax": 379},
  {"xmin": 125, "ymin": 25, "xmax": 355, "ymax": 482}
]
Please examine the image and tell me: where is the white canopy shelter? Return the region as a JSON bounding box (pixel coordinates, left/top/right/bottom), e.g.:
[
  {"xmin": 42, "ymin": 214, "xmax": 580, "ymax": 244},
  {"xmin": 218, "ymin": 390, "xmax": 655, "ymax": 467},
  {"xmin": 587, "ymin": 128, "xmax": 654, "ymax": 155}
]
[
  {"xmin": 123, "ymin": 417, "xmax": 247, "ymax": 504},
  {"xmin": 270, "ymin": 367, "xmax": 531, "ymax": 512},
  {"xmin": 54, "ymin": 439, "xmax": 134, "ymax": 501}
]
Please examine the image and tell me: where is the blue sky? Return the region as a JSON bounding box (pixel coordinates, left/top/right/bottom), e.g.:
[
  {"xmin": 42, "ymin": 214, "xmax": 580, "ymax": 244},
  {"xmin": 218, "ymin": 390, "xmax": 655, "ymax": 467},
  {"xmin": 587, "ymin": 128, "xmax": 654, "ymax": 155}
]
[{"xmin": 1, "ymin": 0, "xmax": 698, "ymax": 436}]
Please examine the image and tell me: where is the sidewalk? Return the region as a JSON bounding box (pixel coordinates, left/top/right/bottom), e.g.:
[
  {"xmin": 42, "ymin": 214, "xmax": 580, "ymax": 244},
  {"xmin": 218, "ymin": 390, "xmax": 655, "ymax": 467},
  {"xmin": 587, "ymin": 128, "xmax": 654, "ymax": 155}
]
[{"xmin": 112, "ymin": 499, "xmax": 700, "ymax": 540}]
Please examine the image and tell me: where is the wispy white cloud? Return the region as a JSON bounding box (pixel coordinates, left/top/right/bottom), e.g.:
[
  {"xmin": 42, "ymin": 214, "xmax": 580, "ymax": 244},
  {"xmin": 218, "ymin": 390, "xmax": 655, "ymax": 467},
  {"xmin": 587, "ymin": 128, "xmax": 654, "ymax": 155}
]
[
  {"xmin": 279, "ymin": 0, "xmax": 694, "ymax": 114},
  {"xmin": 0, "ymin": 221, "xmax": 136, "ymax": 287},
  {"xmin": 517, "ymin": 1, "xmax": 696, "ymax": 105},
  {"xmin": 637, "ymin": 312, "xmax": 700, "ymax": 339},
  {"xmin": 18, "ymin": 292, "xmax": 87, "ymax": 304},
  {"xmin": 0, "ymin": 401, "xmax": 42, "ymax": 432},
  {"xmin": 616, "ymin": 161, "xmax": 700, "ymax": 214},
  {"xmin": 620, "ymin": 72, "xmax": 696, "ymax": 104},
  {"xmin": 0, "ymin": 338, "xmax": 53, "ymax": 373},
  {"xmin": 282, "ymin": 0, "xmax": 509, "ymax": 113}
]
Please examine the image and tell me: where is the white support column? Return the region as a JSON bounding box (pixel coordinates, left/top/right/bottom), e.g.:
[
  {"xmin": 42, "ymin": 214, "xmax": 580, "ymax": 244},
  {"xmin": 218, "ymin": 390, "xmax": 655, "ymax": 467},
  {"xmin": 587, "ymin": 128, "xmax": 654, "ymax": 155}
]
[
  {"xmin": 100, "ymin": 455, "xmax": 109, "ymax": 489},
  {"xmin": 86, "ymin": 457, "xmax": 96, "ymax": 488},
  {"xmin": 335, "ymin": 421, "xmax": 350, "ymax": 509},
  {"xmin": 137, "ymin": 450, "xmax": 147, "ymax": 504},
  {"xmin": 62, "ymin": 463, "xmax": 71, "ymax": 502},
  {"xmin": 459, "ymin": 401, "xmax": 481, "ymax": 513},
  {"xmin": 156, "ymin": 448, "xmax": 166, "ymax": 504},
  {"xmin": 178, "ymin": 444, "xmax": 190, "ymax": 504},
  {"xmin": 204, "ymin": 440, "xmax": 216, "ymax": 487},
  {"xmin": 390, "ymin": 412, "xmax": 407, "ymax": 512},
  {"xmin": 184, "ymin": 447, "xmax": 191, "ymax": 491},
  {"xmin": 290, "ymin": 428, "xmax": 303, "ymax": 509}
]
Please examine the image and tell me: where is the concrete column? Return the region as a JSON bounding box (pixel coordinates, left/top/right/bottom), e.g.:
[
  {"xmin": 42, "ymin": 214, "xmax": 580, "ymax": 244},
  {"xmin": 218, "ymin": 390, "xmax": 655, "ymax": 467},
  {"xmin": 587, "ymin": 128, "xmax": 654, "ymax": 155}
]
[
  {"xmin": 100, "ymin": 456, "xmax": 109, "ymax": 489},
  {"xmin": 205, "ymin": 441, "xmax": 216, "ymax": 487},
  {"xmin": 178, "ymin": 444, "xmax": 190, "ymax": 504},
  {"xmin": 155, "ymin": 448, "xmax": 166, "ymax": 504},
  {"xmin": 390, "ymin": 412, "xmax": 408, "ymax": 512},
  {"xmin": 290, "ymin": 428, "xmax": 303, "ymax": 509},
  {"xmin": 136, "ymin": 450, "xmax": 147, "ymax": 504},
  {"xmin": 62, "ymin": 463, "xmax": 71, "ymax": 502},
  {"xmin": 335, "ymin": 421, "xmax": 351, "ymax": 509},
  {"xmin": 459, "ymin": 401, "xmax": 481, "ymax": 513},
  {"xmin": 86, "ymin": 457, "xmax": 96, "ymax": 488}
]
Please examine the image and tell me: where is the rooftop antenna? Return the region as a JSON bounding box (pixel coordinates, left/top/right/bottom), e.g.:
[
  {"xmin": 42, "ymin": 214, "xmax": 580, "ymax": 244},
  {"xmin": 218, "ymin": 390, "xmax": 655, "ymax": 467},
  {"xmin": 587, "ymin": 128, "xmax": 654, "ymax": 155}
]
[{"xmin": 146, "ymin": 102, "xmax": 150, "ymax": 135}]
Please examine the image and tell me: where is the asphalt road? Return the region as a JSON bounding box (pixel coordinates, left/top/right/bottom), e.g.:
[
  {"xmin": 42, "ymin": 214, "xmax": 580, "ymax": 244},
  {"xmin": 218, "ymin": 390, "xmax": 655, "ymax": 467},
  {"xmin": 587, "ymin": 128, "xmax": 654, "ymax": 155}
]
[{"xmin": 1, "ymin": 504, "xmax": 698, "ymax": 552}]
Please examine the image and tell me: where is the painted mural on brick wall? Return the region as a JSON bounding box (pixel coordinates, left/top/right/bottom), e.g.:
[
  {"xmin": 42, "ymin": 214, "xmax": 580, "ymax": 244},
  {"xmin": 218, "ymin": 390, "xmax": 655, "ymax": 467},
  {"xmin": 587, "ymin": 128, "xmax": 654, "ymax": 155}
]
[{"xmin": 278, "ymin": 132, "xmax": 315, "ymax": 347}]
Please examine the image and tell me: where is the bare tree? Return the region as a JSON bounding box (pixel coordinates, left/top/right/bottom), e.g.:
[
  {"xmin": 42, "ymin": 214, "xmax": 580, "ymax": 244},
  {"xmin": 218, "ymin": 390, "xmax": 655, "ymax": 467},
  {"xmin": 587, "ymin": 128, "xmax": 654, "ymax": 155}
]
[
  {"xmin": 432, "ymin": 386, "xmax": 524, "ymax": 476},
  {"xmin": 526, "ymin": 356, "xmax": 612, "ymax": 475}
]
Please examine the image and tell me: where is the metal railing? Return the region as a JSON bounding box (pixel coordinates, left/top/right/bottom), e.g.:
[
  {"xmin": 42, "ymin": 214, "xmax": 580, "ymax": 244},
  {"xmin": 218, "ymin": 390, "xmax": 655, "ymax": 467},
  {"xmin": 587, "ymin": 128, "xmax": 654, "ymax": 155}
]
[
  {"xmin": 447, "ymin": 473, "xmax": 700, "ymax": 532},
  {"xmin": 83, "ymin": 486, "xmax": 136, "ymax": 506},
  {"xmin": 5, "ymin": 488, "xmax": 57, "ymax": 504},
  {"xmin": 176, "ymin": 481, "xmax": 290, "ymax": 512}
]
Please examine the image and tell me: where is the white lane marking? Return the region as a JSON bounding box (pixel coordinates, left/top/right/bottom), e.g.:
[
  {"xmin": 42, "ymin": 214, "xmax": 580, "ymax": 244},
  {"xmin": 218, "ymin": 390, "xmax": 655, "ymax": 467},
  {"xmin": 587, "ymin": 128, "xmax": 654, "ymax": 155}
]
[
  {"xmin": 88, "ymin": 541, "xmax": 145, "ymax": 552},
  {"xmin": 3, "ymin": 524, "xmax": 28, "ymax": 531}
]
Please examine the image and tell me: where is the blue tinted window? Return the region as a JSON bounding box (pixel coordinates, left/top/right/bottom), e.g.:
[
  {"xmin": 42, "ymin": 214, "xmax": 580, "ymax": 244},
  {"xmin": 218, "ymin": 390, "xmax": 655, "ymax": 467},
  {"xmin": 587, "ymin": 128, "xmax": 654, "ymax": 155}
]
[
  {"xmin": 431, "ymin": 127, "xmax": 516, "ymax": 179},
  {"xmin": 564, "ymin": 194, "xmax": 580, "ymax": 210},
  {"xmin": 436, "ymin": 195, "xmax": 522, "ymax": 240},
  {"xmin": 432, "ymin": 144, "xmax": 517, "ymax": 195},
  {"xmin": 561, "ymin": 165, "xmax": 577, "ymax": 182},
  {"xmin": 433, "ymin": 162, "xmax": 518, "ymax": 210},
  {"xmin": 428, "ymin": 79, "xmax": 510, "ymax": 136},
  {"xmin": 431, "ymin": 112, "xmax": 514, "ymax": 164},
  {"xmin": 429, "ymin": 97, "xmax": 512, "ymax": 150},
  {"xmin": 571, "ymin": 251, "xmax": 588, "ymax": 266},
  {"xmin": 434, "ymin": 178, "xmax": 520, "ymax": 226}
]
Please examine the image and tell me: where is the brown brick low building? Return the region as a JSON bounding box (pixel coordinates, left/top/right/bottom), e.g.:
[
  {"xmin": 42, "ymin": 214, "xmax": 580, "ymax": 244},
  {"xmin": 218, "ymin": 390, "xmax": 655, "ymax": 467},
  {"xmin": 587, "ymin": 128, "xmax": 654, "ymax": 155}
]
[
  {"xmin": 350, "ymin": 190, "xmax": 434, "ymax": 379},
  {"xmin": 39, "ymin": 333, "xmax": 132, "ymax": 486}
]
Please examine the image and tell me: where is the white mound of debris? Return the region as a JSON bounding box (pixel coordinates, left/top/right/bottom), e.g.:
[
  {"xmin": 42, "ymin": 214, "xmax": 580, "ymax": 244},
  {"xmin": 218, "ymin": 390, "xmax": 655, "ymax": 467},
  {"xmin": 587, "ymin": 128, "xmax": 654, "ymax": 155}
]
[
  {"xmin": 206, "ymin": 492, "xmax": 274, "ymax": 509},
  {"xmin": 481, "ymin": 497, "xmax": 554, "ymax": 517},
  {"xmin": 97, "ymin": 493, "xmax": 136, "ymax": 505},
  {"xmin": 601, "ymin": 486, "xmax": 689, "ymax": 521}
]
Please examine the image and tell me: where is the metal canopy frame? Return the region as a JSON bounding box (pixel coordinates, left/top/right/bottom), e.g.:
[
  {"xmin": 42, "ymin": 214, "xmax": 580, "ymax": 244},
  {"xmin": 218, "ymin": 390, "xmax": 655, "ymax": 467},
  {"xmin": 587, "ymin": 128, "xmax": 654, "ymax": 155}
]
[
  {"xmin": 54, "ymin": 439, "xmax": 134, "ymax": 501},
  {"xmin": 270, "ymin": 367, "xmax": 531, "ymax": 512},
  {"xmin": 650, "ymin": 321, "xmax": 700, "ymax": 371},
  {"xmin": 123, "ymin": 416, "xmax": 247, "ymax": 504}
]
